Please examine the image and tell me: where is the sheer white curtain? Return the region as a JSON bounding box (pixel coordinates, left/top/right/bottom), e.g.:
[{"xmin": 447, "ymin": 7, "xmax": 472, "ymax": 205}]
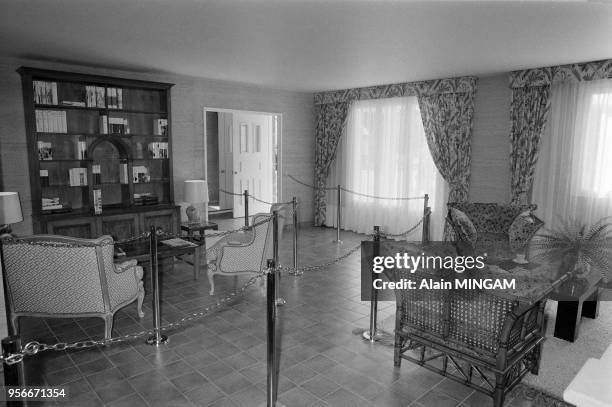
[
  {"xmin": 533, "ymin": 79, "xmax": 612, "ymax": 228},
  {"xmin": 326, "ymin": 96, "xmax": 448, "ymax": 240}
]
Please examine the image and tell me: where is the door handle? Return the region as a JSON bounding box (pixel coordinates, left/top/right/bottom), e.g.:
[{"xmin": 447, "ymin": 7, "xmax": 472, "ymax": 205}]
[
  {"xmin": 220, "ymin": 170, "xmax": 225, "ymax": 174},
  {"xmin": 234, "ymin": 171, "xmax": 238, "ymax": 175}
]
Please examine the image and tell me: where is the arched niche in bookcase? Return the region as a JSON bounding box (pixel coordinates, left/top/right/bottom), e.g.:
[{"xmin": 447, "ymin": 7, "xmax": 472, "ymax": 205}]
[{"xmin": 89, "ymin": 136, "xmax": 132, "ymax": 209}]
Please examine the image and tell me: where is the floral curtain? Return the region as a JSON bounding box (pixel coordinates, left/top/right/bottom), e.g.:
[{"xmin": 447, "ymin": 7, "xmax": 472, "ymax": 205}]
[
  {"xmin": 509, "ymin": 86, "xmax": 551, "ymax": 205},
  {"xmin": 314, "ymin": 102, "xmax": 349, "ymax": 226},
  {"xmin": 313, "ymin": 77, "xmax": 477, "ymax": 226},
  {"xmin": 417, "ymin": 92, "xmax": 475, "ymax": 204}
]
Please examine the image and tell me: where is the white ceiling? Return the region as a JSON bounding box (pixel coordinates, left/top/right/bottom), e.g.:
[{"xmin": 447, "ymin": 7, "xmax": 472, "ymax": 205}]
[{"xmin": 1, "ymin": 0, "xmax": 611, "ymax": 92}]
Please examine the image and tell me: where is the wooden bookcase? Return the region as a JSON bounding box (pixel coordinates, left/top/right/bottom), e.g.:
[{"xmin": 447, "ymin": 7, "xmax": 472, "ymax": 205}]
[{"xmin": 18, "ymin": 67, "xmax": 180, "ymax": 239}]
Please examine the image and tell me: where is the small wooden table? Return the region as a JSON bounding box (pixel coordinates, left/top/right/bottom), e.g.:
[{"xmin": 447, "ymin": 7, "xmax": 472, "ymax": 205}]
[
  {"xmin": 181, "ymin": 221, "xmax": 218, "ymax": 241},
  {"xmin": 116, "ymin": 237, "xmax": 204, "ymax": 283}
]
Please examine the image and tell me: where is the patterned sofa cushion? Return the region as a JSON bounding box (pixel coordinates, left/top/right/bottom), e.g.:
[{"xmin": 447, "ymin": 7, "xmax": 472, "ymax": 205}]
[
  {"xmin": 448, "ymin": 203, "xmax": 536, "ymax": 235},
  {"xmin": 449, "ymin": 208, "xmax": 478, "ymax": 246}
]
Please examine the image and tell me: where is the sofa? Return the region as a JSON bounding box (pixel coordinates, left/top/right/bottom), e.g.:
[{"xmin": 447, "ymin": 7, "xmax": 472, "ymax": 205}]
[
  {"xmin": 446, "ymin": 202, "xmax": 544, "ymax": 260},
  {"xmin": 2, "ymin": 234, "xmax": 145, "ymax": 340}
]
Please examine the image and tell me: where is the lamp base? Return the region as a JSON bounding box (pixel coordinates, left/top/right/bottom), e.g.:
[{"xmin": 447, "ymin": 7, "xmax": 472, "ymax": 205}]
[{"xmin": 186, "ymin": 205, "xmax": 200, "ymax": 224}]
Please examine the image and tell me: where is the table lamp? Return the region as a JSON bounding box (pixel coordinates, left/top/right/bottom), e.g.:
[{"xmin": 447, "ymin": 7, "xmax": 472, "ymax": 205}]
[
  {"xmin": 184, "ymin": 180, "xmax": 209, "ymax": 224},
  {"xmin": 0, "ymin": 192, "xmax": 23, "ymax": 238}
]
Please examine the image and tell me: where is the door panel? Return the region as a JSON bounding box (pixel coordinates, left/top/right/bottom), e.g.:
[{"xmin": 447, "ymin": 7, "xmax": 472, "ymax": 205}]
[{"xmin": 232, "ymin": 112, "xmax": 273, "ymax": 218}]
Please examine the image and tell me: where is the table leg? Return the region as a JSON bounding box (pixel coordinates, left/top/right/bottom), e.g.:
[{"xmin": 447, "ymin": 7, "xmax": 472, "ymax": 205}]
[
  {"xmin": 554, "ymin": 301, "xmax": 583, "ymax": 342},
  {"xmin": 581, "ymin": 289, "xmax": 600, "ymax": 319},
  {"xmin": 193, "ymin": 246, "xmax": 201, "ymax": 280}
]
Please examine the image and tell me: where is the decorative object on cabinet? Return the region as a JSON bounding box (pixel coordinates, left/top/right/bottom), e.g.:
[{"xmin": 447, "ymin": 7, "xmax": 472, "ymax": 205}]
[
  {"xmin": 184, "ymin": 180, "xmax": 209, "ymax": 223},
  {"xmin": 18, "ymin": 67, "xmax": 177, "ymax": 238},
  {"xmin": 0, "ymin": 192, "xmax": 23, "ymax": 237}
]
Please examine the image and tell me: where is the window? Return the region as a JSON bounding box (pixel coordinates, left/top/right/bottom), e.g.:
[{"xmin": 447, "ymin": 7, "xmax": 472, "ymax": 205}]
[{"xmin": 326, "ymin": 96, "xmax": 447, "ymax": 239}]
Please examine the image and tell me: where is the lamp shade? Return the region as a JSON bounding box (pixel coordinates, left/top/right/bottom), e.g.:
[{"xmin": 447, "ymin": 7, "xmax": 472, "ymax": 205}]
[
  {"xmin": 184, "ymin": 180, "xmax": 209, "ymax": 203},
  {"xmin": 0, "ymin": 192, "xmax": 23, "ymax": 224}
]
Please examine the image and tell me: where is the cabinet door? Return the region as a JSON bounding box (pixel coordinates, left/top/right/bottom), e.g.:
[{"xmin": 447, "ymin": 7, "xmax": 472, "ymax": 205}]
[
  {"xmin": 101, "ymin": 213, "xmax": 139, "ymax": 241},
  {"xmin": 140, "ymin": 208, "xmax": 179, "ymax": 234},
  {"xmin": 46, "ymin": 217, "xmax": 97, "ymax": 238}
]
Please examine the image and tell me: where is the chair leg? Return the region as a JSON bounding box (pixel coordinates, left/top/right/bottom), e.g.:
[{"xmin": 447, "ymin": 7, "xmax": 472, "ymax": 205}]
[
  {"xmin": 10, "ymin": 315, "xmax": 19, "ymax": 336},
  {"xmin": 208, "ymin": 269, "xmax": 215, "ymax": 296},
  {"xmin": 103, "ymin": 315, "xmax": 113, "ymax": 341},
  {"xmin": 137, "ymin": 285, "xmax": 145, "ymax": 319}
]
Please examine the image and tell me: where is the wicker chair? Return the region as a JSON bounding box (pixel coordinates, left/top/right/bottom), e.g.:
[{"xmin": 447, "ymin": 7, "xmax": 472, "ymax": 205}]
[
  {"xmin": 2, "ymin": 235, "xmax": 145, "ymax": 340},
  {"xmin": 390, "ymin": 242, "xmax": 549, "ymax": 407},
  {"xmin": 206, "ymin": 213, "xmax": 276, "ymax": 295}
]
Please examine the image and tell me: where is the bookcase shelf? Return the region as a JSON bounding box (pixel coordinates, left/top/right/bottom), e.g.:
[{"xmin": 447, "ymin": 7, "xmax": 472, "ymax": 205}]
[{"xmin": 19, "ymin": 66, "xmax": 179, "ymax": 238}]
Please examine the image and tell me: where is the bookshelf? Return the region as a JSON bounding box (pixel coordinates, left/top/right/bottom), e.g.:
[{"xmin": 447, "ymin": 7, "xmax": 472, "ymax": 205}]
[{"xmin": 18, "ymin": 67, "xmax": 179, "ymax": 239}]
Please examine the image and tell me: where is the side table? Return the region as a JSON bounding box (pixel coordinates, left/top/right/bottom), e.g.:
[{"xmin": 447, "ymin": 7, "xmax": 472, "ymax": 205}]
[{"xmin": 181, "ymin": 221, "xmax": 219, "ymax": 241}]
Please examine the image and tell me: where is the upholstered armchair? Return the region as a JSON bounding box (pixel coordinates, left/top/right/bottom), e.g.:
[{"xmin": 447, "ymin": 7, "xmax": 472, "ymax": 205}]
[
  {"xmin": 207, "ymin": 213, "xmax": 277, "ymax": 295},
  {"xmin": 2, "ymin": 235, "xmax": 145, "ymax": 340},
  {"xmin": 446, "ymin": 202, "xmax": 544, "ymax": 261}
]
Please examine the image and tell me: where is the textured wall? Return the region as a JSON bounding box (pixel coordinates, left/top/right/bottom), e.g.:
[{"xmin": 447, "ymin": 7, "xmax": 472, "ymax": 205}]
[
  {"xmin": 0, "ymin": 56, "xmax": 315, "ymax": 235},
  {"xmin": 469, "ymin": 74, "xmax": 512, "ymax": 203}
]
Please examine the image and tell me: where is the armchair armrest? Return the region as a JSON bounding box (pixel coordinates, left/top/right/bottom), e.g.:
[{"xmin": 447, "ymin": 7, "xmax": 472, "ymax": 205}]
[{"xmin": 114, "ymin": 259, "xmax": 138, "ymax": 273}]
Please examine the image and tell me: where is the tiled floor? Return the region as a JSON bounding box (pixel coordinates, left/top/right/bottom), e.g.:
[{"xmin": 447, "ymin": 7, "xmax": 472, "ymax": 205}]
[{"xmin": 7, "ymin": 224, "xmax": 540, "ymax": 406}]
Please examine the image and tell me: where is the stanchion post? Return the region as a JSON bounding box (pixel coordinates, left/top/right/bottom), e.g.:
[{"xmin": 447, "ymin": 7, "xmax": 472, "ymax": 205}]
[
  {"xmin": 2, "ymin": 336, "xmax": 25, "ymax": 407},
  {"xmin": 292, "ymin": 197, "xmax": 299, "ymax": 275},
  {"xmin": 334, "ymin": 185, "xmax": 342, "ymax": 243},
  {"xmin": 272, "ymin": 210, "xmax": 285, "ymax": 306},
  {"xmin": 244, "ymin": 190, "xmax": 250, "ymax": 228},
  {"xmin": 364, "ymin": 226, "xmax": 381, "ymax": 342},
  {"xmin": 265, "ymin": 258, "xmax": 279, "ymax": 407},
  {"xmin": 146, "ymin": 226, "xmax": 168, "ymax": 346},
  {"xmin": 421, "ymin": 193, "xmax": 430, "ymax": 244}
]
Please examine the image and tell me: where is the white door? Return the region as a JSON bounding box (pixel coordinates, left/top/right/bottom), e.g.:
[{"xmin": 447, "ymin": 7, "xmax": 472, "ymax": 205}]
[
  {"xmin": 217, "ymin": 112, "xmax": 233, "ymax": 210},
  {"xmin": 232, "ymin": 112, "xmax": 273, "ymax": 218}
]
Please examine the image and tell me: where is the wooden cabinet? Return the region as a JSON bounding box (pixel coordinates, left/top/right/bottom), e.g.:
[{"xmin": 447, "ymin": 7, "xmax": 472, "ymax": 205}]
[{"xmin": 18, "ymin": 67, "xmax": 178, "ymax": 238}]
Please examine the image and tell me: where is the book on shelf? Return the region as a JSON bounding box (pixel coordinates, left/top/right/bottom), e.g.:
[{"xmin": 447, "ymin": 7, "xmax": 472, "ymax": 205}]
[
  {"xmin": 37, "ymin": 141, "xmax": 53, "ymax": 160},
  {"xmin": 76, "ymin": 140, "xmax": 87, "ymax": 159},
  {"xmin": 93, "ymin": 189, "xmax": 102, "ymax": 214},
  {"xmin": 108, "ymin": 117, "xmax": 130, "ymax": 134},
  {"xmin": 62, "ymin": 101, "xmax": 86, "ymax": 107},
  {"xmin": 92, "ymin": 164, "xmax": 101, "ymax": 185},
  {"xmin": 120, "ymin": 163, "xmax": 129, "ymax": 184},
  {"xmin": 68, "ymin": 167, "xmax": 87, "ymax": 186},
  {"xmin": 161, "ymin": 238, "xmax": 197, "ymax": 248},
  {"xmin": 132, "ymin": 165, "xmax": 149, "ymax": 183},
  {"xmin": 106, "ymin": 87, "xmax": 123, "ymax": 109},
  {"xmin": 154, "ymin": 119, "xmax": 168, "ymax": 136},
  {"xmin": 149, "ymin": 142, "xmax": 168, "ymax": 158},
  {"xmin": 33, "ymin": 81, "xmax": 58, "ymax": 105},
  {"xmin": 40, "ymin": 169, "xmax": 49, "ymax": 187},
  {"xmin": 99, "ymin": 115, "xmax": 108, "ymax": 134},
  {"xmin": 42, "ymin": 197, "xmax": 71, "ymax": 212},
  {"xmin": 35, "ymin": 110, "xmax": 67, "ymax": 133}
]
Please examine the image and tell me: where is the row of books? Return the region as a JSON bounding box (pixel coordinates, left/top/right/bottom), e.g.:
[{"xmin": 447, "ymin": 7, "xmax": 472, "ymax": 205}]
[
  {"xmin": 37, "ymin": 141, "xmax": 53, "ymax": 160},
  {"xmin": 149, "ymin": 142, "xmax": 169, "ymax": 159},
  {"xmin": 93, "ymin": 189, "xmax": 102, "ymax": 214},
  {"xmin": 154, "ymin": 119, "xmax": 168, "ymax": 136},
  {"xmin": 33, "ymin": 81, "xmax": 58, "ymax": 105},
  {"xmin": 106, "ymin": 87, "xmax": 123, "ymax": 109},
  {"xmin": 69, "ymin": 167, "xmax": 88, "ymax": 186},
  {"xmin": 134, "ymin": 193, "xmax": 159, "ymax": 206},
  {"xmin": 99, "ymin": 115, "xmax": 130, "ymax": 134},
  {"xmin": 36, "ymin": 110, "xmax": 67, "ymax": 133},
  {"xmin": 85, "ymin": 86, "xmax": 106, "ymax": 108}
]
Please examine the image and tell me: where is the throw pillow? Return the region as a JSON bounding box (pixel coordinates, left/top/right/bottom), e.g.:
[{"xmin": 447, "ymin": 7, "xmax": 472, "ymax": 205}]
[
  {"xmin": 508, "ymin": 213, "xmax": 544, "ymax": 252},
  {"xmin": 449, "ymin": 208, "xmax": 478, "ymax": 246}
]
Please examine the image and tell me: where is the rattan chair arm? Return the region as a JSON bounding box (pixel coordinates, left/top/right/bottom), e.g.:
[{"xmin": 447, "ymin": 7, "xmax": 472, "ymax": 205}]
[{"xmin": 114, "ymin": 259, "xmax": 138, "ymax": 274}]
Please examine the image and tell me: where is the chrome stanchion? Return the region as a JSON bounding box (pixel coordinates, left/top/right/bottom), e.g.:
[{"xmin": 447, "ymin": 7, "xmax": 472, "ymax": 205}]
[
  {"xmin": 363, "ymin": 225, "xmax": 382, "ymax": 342},
  {"xmin": 244, "ymin": 190, "xmax": 250, "ymax": 228},
  {"xmin": 272, "ymin": 210, "xmax": 286, "ymax": 306},
  {"xmin": 334, "ymin": 184, "xmax": 342, "ymax": 244},
  {"xmin": 262, "ymin": 258, "xmax": 286, "ymax": 407},
  {"xmin": 292, "ymin": 197, "xmax": 300, "ymax": 276},
  {"xmin": 421, "ymin": 193, "xmax": 430, "ymax": 244},
  {"xmin": 146, "ymin": 226, "xmax": 168, "ymax": 346},
  {"xmin": 2, "ymin": 336, "xmax": 25, "ymax": 407}
]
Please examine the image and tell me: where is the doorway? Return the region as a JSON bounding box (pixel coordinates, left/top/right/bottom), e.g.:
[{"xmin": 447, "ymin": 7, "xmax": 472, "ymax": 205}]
[{"xmin": 203, "ymin": 108, "xmax": 281, "ymax": 218}]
